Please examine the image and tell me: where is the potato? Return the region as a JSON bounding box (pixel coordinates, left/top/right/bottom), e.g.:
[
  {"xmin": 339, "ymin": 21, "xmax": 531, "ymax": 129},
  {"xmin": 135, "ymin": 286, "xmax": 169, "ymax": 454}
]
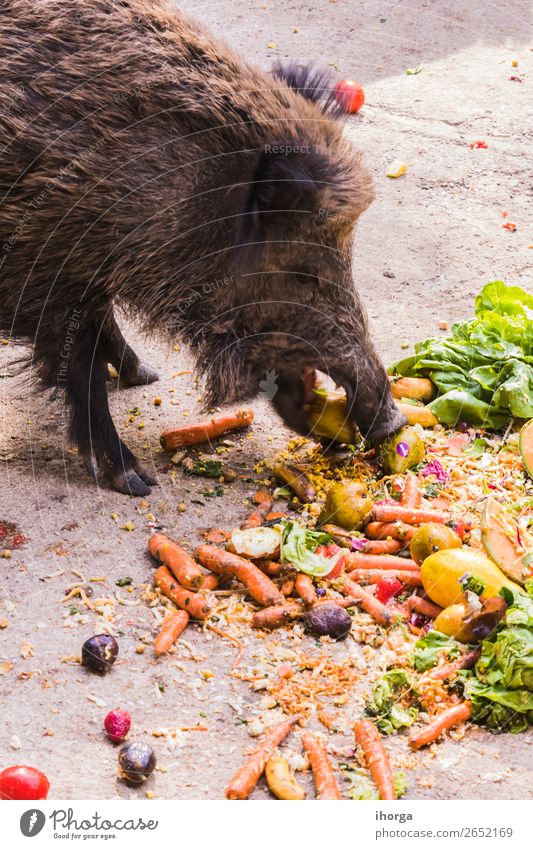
[{"xmin": 227, "ymin": 526, "xmax": 282, "ymax": 560}]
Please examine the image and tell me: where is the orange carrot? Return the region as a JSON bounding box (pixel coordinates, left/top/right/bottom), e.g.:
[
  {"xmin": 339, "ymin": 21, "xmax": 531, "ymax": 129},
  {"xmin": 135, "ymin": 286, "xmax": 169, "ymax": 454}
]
[
  {"xmin": 341, "ymin": 577, "xmax": 401, "ymax": 626},
  {"xmin": 148, "ymin": 533, "xmax": 204, "ymax": 589},
  {"xmin": 408, "ymin": 702, "xmax": 472, "ymax": 750},
  {"xmin": 225, "ymin": 716, "xmax": 300, "ymax": 799},
  {"xmin": 345, "ymin": 552, "xmax": 419, "ymax": 571},
  {"xmin": 252, "ymin": 602, "xmax": 303, "ymax": 629},
  {"xmin": 154, "ymin": 610, "xmax": 189, "ymax": 657},
  {"xmin": 154, "ymin": 566, "xmax": 212, "ymax": 619},
  {"xmin": 401, "ymin": 471, "xmax": 421, "ymax": 508},
  {"xmin": 301, "ymin": 732, "xmax": 341, "ymax": 800},
  {"xmin": 365, "ymin": 522, "xmax": 416, "ymax": 542},
  {"xmin": 354, "ymin": 719, "xmax": 396, "ymax": 800},
  {"xmin": 295, "ymin": 574, "xmax": 317, "ymax": 607},
  {"xmin": 160, "ymin": 408, "xmax": 254, "ymax": 450},
  {"xmin": 428, "ymin": 650, "xmax": 481, "ymax": 681},
  {"xmin": 203, "ymin": 528, "xmax": 231, "ymax": 544},
  {"xmin": 407, "ymin": 595, "xmax": 443, "ymax": 618},
  {"xmin": 199, "ymin": 573, "xmax": 219, "ymax": 591},
  {"xmin": 280, "ymin": 578, "xmax": 295, "ymax": 597},
  {"xmin": 255, "ymin": 559, "xmax": 283, "ymax": 577},
  {"xmin": 241, "ymin": 492, "xmax": 273, "ymax": 529},
  {"xmin": 360, "ymin": 539, "xmax": 402, "ymax": 555},
  {"xmin": 348, "ymin": 569, "xmax": 422, "ymax": 586},
  {"xmin": 195, "ymin": 545, "xmax": 284, "ymax": 606},
  {"xmin": 372, "ymin": 504, "xmax": 449, "ymax": 526},
  {"xmin": 265, "ymin": 511, "xmax": 286, "ymax": 522}
]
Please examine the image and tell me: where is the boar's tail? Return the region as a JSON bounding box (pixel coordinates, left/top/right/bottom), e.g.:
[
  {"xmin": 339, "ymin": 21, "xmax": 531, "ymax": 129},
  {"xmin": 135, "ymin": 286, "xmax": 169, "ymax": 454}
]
[{"xmin": 271, "ymin": 61, "xmax": 346, "ymax": 120}]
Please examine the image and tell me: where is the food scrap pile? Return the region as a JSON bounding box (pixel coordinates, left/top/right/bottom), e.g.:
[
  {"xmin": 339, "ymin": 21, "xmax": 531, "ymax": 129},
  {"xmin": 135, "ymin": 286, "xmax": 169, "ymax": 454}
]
[{"xmin": 136, "ymin": 367, "xmax": 532, "ymax": 800}]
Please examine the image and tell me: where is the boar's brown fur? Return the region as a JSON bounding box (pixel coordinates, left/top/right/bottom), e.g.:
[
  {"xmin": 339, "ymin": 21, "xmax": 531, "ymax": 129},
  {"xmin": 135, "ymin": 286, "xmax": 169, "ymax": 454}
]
[{"xmin": 0, "ymin": 0, "xmax": 405, "ymax": 495}]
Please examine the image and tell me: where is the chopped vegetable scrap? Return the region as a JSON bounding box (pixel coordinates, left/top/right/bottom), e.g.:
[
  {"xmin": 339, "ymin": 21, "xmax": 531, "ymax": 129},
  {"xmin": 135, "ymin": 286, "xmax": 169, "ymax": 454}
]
[{"xmin": 129, "ymin": 355, "xmax": 532, "ymax": 800}]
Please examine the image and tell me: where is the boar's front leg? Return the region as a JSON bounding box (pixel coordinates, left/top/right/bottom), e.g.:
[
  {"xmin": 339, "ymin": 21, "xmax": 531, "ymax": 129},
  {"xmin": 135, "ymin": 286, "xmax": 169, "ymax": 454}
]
[
  {"xmin": 101, "ymin": 311, "xmax": 159, "ymax": 387},
  {"xmin": 66, "ymin": 322, "xmax": 157, "ymax": 495}
]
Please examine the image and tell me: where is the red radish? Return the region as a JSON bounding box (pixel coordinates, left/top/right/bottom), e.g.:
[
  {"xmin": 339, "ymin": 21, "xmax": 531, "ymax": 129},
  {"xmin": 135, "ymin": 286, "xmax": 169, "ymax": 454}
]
[
  {"xmin": 335, "ymin": 80, "xmax": 365, "ymax": 113},
  {"xmin": 0, "ymin": 765, "xmax": 50, "ymax": 800},
  {"xmin": 376, "ymin": 576, "xmax": 403, "ymax": 604},
  {"xmin": 104, "ymin": 708, "xmax": 131, "ymax": 743}
]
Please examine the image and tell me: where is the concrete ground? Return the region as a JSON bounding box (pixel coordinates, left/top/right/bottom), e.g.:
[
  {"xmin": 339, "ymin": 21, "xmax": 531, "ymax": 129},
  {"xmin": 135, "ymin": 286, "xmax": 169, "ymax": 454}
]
[{"xmin": 1, "ymin": 0, "xmax": 531, "ymax": 800}]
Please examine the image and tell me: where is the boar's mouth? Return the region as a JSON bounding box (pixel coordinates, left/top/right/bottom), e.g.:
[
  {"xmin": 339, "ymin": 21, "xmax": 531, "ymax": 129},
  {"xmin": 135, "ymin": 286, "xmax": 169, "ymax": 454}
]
[{"xmin": 270, "ymin": 366, "xmax": 405, "ymax": 445}]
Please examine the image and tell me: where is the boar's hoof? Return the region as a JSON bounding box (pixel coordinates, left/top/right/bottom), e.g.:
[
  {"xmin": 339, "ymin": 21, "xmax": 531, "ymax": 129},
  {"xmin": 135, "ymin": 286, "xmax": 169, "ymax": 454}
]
[
  {"xmin": 109, "ymin": 465, "xmax": 157, "ymax": 497},
  {"xmin": 120, "ymin": 361, "xmax": 159, "ymax": 387},
  {"xmin": 83, "ymin": 449, "xmax": 157, "ymax": 496}
]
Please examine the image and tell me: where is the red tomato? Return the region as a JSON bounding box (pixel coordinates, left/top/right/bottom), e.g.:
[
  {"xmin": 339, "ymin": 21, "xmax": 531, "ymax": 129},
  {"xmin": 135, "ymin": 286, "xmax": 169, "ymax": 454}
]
[
  {"xmin": 0, "ymin": 766, "xmax": 50, "ymax": 800},
  {"xmin": 335, "ymin": 80, "xmax": 365, "ymax": 113},
  {"xmin": 376, "ymin": 576, "xmax": 403, "ymax": 604}
]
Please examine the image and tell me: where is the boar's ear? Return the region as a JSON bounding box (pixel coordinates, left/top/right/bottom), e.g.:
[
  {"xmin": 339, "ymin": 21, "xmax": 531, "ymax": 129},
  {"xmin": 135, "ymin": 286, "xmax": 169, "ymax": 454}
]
[
  {"xmin": 271, "ymin": 61, "xmax": 344, "ymax": 118},
  {"xmin": 241, "ymin": 147, "xmax": 328, "ymax": 241}
]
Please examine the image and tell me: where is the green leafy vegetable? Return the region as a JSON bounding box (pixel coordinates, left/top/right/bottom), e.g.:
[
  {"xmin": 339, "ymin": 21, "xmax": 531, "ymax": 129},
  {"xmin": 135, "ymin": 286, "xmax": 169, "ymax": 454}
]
[
  {"xmin": 411, "ymin": 630, "xmax": 460, "ymax": 672},
  {"xmin": 280, "ymin": 520, "xmax": 340, "ymax": 576},
  {"xmin": 340, "ymin": 764, "xmax": 407, "ymax": 800},
  {"xmin": 390, "ymin": 281, "xmax": 533, "ymax": 428},
  {"xmin": 462, "ymin": 584, "xmax": 533, "ymax": 733},
  {"xmin": 364, "ymin": 669, "xmax": 418, "ymax": 734}
]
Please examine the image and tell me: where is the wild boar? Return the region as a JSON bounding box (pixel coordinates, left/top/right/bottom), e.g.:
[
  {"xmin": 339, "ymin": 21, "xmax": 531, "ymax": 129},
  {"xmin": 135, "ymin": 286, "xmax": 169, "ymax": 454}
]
[{"xmin": 0, "ymin": 0, "xmax": 405, "ymax": 495}]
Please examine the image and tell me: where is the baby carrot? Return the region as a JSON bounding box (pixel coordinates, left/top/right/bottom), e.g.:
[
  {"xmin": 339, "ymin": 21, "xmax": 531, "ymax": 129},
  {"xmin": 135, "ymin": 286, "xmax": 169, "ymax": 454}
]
[
  {"xmin": 348, "ymin": 569, "xmax": 422, "ymax": 586},
  {"xmin": 195, "ymin": 545, "xmax": 284, "ymax": 607},
  {"xmin": 225, "ymin": 716, "xmax": 300, "ymax": 799},
  {"xmin": 341, "ymin": 577, "xmax": 400, "ymax": 626},
  {"xmin": 295, "ymin": 574, "xmax": 317, "ymax": 607},
  {"xmin": 360, "ymin": 539, "xmax": 402, "ymax": 555},
  {"xmin": 301, "ymin": 732, "xmax": 341, "ymax": 800},
  {"xmin": 154, "ymin": 610, "xmax": 189, "ymax": 656},
  {"xmin": 252, "ymin": 602, "xmax": 303, "ymax": 629},
  {"xmin": 199, "ymin": 573, "xmax": 219, "ymax": 591},
  {"xmin": 354, "ymin": 719, "xmax": 396, "ymax": 800},
  {"xmin": 428, "ymin": 650, "xmax": 481, "ymax": 681},
  {"xmin": 241, "ymin": 491, "xmax": 273, "ymax": 529},
  {"xmin": 407, "ymin": 595, "xmax": 443, "ymax": 618},
  {"xmin": 345, "ymin": 552, "xmax": 419, "ymax": 571},
  {"xmin": 372, "ymin": 504, "xmax": 449, "ymax": 526},
  {"xmin": 154, "ymin": 566, "xmax": 212, "ymax": 619},
  {"xmin": 365, "ymin": 522, "xmax": 416, "ymax": 542},
  {"xmin": 160, "ymin": 408, "xmax": 253, "ymax": 450},
  {"xmin": 401, "ymin": 471, "xmax": 421, "ymax": 508},
  {"xmin": 148, "ymin": 533, "xmax": 204, "ymax": 589},
  {"xmin": 408, "ymin": 702, "xmax": 472, "ymax": 750}
]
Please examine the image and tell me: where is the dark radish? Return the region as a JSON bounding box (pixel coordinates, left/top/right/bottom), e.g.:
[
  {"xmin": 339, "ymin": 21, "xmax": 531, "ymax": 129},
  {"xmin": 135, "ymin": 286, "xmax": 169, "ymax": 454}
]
[
  {"xmin": 81, "ymin": 634, "xmax": 119, "ymax": 673},
  {"xmin": 304, "ymin": 604, "xmax": 352, "ymax": 640}
]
